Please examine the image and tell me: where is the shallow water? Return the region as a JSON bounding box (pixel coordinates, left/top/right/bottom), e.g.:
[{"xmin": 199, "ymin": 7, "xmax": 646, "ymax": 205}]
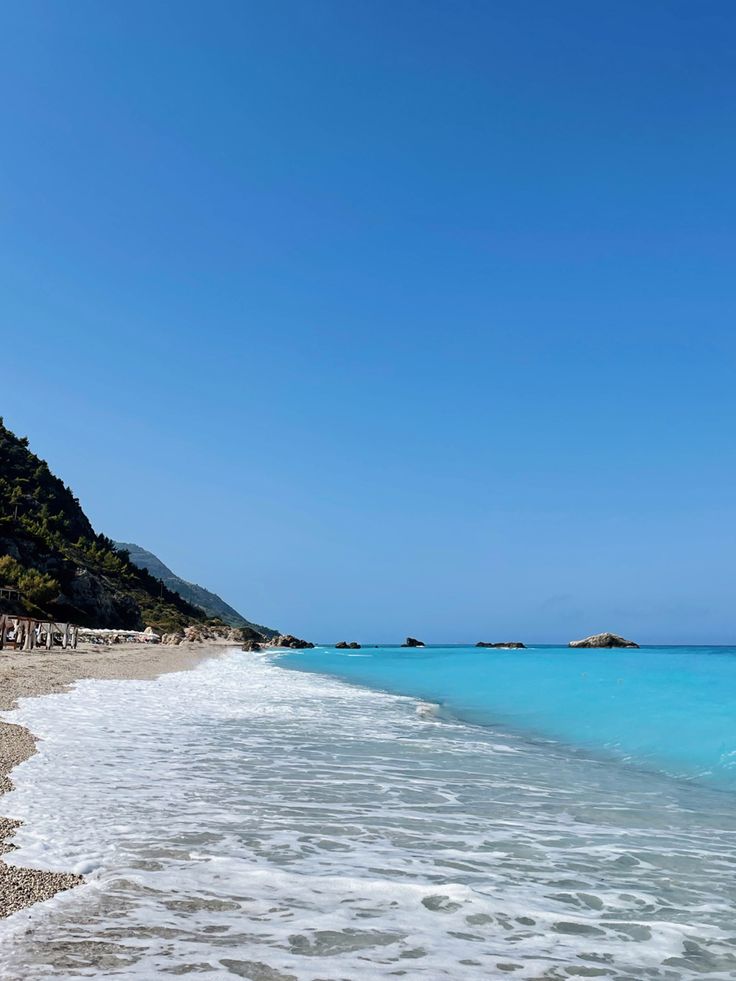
[
  {"xmin": 279, "ymin": 644, "xmax": 736, "ymax": 789},
  {"xmin": 1, "ymin": 648, "xmax": 736, "ymax": 979}
]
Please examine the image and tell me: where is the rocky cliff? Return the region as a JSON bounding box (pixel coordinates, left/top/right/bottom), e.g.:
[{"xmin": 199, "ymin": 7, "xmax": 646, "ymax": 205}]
[
  {"xmin": 115, "ymin": 542, "xmax": 277, "ymax": 638},
  {"xmin": 0, "ymin": 419, "xmax": 216, "ymax": 632}
]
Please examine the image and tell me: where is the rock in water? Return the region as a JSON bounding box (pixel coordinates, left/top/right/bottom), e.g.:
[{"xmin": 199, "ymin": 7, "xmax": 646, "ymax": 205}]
[
  {"xmin": 476, "ymin": 641, "xmax": 526, "ymax": 649},
  {"xmin": 271, "ymin": 634, "xmax": 315, "ymax": 649},
  {"xmin": 336, "ymin": 641, "xmax": 361, "ymax": 649},
  {"xmin": 402, "ymin": 637, "xmax": 425, "ymax": 648},
  {"xmin": 568, "ymin": 632, "xmax": 639, "ymax": 649}
]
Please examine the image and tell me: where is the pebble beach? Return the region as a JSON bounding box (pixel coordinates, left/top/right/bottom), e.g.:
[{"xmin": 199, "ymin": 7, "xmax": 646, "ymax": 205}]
[{"xmin": 0, "ymin": 641, "xmax": 227, "ymax": 919}]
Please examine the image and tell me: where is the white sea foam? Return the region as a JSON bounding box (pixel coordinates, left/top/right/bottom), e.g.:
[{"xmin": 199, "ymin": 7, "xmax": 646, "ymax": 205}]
[
  {"xmin": 415, "ymin": 699, "xmax": 440, "ymax": 718},
  {"xmin": 2, "ymin": 650, "xmax": 736, "ymax": 979}
]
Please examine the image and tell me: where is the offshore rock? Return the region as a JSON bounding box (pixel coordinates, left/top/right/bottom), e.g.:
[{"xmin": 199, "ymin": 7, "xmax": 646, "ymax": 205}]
[
  {"xmin": 402, "ymin": 637, "xmax": 425, "ymax": 648},
  {"xmin": 569, "ymin": 632, "xmax": 639, "ymax": 649},
  {"xmin": 271, "ymin": 634, "xmax": 315, "ymax": 650},
  {"xmin": 476, "ymin": 641, "xmax": 526, "ymax": 649},
  {"xmin": 336, "ymin": 641, "xmax": 361, "ymax": 649}
]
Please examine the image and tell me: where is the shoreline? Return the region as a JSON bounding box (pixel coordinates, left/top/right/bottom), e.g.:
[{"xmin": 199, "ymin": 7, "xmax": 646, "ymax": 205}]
[{"xmin": 0, "ymin": 640, "xmax": 231, "ymax": 919}]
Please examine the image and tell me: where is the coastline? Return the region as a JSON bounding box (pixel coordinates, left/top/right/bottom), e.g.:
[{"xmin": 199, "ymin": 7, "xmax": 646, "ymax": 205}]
[
  {"xmin": 0, "ymin": 640, "xmax": 231, "ymax": 919},
  {"xmin": 2, "ymin": 647, "xmax": 736, "ymax": 977}
]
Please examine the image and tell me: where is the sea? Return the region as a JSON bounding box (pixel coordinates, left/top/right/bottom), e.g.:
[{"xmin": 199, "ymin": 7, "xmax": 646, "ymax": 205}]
[{"xmin": 2, "ymin": 644, "xmax": 736, "ymax": 980}]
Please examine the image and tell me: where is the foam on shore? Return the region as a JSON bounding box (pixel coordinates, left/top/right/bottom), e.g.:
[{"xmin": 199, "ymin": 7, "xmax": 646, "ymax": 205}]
[{"xmin": 1, "ymin": 650, "xmax": 736, "ymax": 979}]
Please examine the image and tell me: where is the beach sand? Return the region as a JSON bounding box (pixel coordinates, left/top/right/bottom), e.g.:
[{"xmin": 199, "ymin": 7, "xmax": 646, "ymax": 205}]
[{"xmin": 0, "ymin": 641, "xmax": 229, "ymax": 918}]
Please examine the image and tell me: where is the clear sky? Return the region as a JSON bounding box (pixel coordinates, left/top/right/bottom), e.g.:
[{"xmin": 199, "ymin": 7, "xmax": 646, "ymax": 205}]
[{"xmin": 2, "ymin": 1, "xmax": 735, "ymax": 643}]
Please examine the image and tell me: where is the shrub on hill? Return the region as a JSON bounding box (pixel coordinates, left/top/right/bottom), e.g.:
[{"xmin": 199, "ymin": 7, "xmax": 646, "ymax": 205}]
[{"xmin": 0, "ymin": 418, "xmax": 206, "ymax": 629}]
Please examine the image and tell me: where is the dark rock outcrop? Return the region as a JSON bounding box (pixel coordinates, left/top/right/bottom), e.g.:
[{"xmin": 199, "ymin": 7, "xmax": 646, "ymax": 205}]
[
  {"xmin": 240, "ymin": 625, "xmax": 266, "ymax": 644},
  {"xmin": 336, "ymin": 641, "xmax": 361, "ymax": 649},
  {"xmin": 271, "ymin": 634, "xmax": 315, "ymax": 650},
  {"xmin": 569, "ymin": 632, "xmax": 639, "ymax": 649},
  {"xmin": 476, "ymin": 641, "xmax": 526, "ymax": 649},
  {"xmin": 402, "ymin": 637, "xmax": 425, "ymax": 648}
]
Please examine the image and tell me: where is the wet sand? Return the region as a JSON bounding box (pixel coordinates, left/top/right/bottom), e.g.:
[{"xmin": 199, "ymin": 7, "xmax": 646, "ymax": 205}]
[{"xmin": 0, "ymin": 641, "xmax": 229, "ymax": 918}]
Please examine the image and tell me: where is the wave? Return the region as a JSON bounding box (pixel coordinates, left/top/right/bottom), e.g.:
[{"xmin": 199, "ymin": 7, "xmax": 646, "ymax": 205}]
[
  {"xmin": 2, "ymin": 650, "xmax": 736, "ymax": 979},
  {"xmin": 278, "ymin": 643, "xmax": 736, "ymax": 790}
]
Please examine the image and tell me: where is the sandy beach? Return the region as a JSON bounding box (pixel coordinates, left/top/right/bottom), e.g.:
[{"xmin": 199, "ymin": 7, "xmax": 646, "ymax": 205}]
[{"xmin": 0, "ymin": 641, "xmax": 229, "ymax": 919}]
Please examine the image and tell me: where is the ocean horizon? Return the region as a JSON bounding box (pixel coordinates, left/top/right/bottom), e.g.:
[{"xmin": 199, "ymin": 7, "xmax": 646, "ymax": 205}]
[{"xmin": 2, "ymin": 643, "xmax": 736, "ymax": 979}]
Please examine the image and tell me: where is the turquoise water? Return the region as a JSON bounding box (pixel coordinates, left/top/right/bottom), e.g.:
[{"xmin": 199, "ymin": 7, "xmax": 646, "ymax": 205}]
[
  {"xmin": 4, "ymin": 649, "xmax": 736, "ymax": 978},
  {"xmin": 278, "ymin": 644, "xmax": 736, "ymax": 790}
]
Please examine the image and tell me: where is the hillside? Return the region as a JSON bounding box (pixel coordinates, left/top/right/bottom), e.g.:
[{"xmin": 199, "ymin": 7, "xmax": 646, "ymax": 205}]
[
  {"xmin": 0, "ymin": 419, "xmax": 208, "ymax": 632},
  {"xmin": 116, "ymin": 542, "xmax": 277, "ymax": 638}
]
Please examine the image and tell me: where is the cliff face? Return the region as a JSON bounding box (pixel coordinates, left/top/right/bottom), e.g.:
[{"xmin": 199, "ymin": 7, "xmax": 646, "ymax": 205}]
[
  {"xmin": 116, "ymin": 542, "xmax": 277, "ymax": 638},
  {"xmin": 0, "ymin": 420, "xmax": 206, "ymax": 632}
]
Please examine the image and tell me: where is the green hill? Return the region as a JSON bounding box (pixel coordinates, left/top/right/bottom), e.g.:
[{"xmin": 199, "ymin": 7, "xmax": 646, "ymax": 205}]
[
  {"xmin": 0, "ymin": 419, "xmax": 209, "ymax": 632},
  {"xmin": 115, "ymin": 542, "xmax": 277, "ymax": 638}
]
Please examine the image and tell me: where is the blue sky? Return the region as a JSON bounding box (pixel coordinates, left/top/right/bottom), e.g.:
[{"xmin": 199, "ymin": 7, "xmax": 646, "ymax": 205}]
[{"xmin": 1, "ymin": 1, "xmax": 735, "ymax": 643}]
